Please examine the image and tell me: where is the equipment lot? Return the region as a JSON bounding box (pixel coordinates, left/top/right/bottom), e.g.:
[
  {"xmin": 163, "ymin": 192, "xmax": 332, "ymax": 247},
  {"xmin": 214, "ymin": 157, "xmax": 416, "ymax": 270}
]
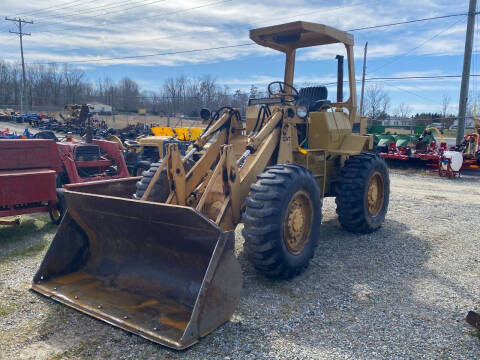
[{"xmin": 1, "ymin": 170, "xmax": 479, "ymax": 359}]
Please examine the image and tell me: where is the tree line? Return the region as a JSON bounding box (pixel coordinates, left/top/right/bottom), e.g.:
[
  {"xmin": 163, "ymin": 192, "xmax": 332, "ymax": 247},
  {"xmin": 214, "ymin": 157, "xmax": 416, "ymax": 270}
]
[
  {"xmin": 0, "ymin": 60, "xmax": 249, "ymax": 116},
  {"xmin": 1, "ymin": 59, "xmax": 474, "ymax": 127},
  {"xmin": 363, "ymin": 83, "xmax": 479, "ymax": 128}
]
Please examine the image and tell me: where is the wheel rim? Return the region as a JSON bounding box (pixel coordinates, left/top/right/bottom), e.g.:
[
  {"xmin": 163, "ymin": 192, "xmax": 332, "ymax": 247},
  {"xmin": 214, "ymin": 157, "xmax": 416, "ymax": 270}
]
[
  {"xmin": 367, "ymin": 171, "xmax": 385, "ymax": 217},
  {"xmin": 283, "ymin": 190, "xmax": 313, "ymax": 255}
]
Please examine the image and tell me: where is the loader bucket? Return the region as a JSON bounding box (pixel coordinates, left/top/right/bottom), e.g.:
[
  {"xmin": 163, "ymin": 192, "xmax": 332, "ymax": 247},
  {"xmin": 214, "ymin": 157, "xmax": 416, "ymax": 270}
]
[{"xmin": 32, "ymin": 190, "xmax": 242, "ymax": 350}]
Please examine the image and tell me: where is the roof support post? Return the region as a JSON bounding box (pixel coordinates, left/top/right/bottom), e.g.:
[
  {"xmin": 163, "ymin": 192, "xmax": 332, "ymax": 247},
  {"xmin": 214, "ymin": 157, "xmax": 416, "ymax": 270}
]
[{"xmin": 284, "ymin": 48, "xmax": 296, "ymax": 90}]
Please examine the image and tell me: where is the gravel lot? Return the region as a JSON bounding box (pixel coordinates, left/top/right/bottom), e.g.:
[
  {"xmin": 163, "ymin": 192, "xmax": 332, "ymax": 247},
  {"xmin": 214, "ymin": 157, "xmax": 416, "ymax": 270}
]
[{"xmin": 1, "ymin": 169, "xmax": 480, "ymax": 359}]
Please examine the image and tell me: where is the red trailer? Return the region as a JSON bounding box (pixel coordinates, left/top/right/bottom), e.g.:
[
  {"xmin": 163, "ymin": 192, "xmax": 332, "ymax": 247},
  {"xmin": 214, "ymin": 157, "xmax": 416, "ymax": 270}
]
[{"xmin": 0, "ymin": 139, "xmax": 64, "ymax": 225}]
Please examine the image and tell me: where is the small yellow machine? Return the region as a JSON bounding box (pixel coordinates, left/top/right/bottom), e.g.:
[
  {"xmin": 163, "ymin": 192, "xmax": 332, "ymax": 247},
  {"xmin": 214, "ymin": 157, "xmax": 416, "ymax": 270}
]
[
  {"xmin": 151, "ymin": 126, "xmax": 204, "ymax": 141},
  {"xmin": 32, "ymin": 22, "xmax": 389, "ymax": 350}
]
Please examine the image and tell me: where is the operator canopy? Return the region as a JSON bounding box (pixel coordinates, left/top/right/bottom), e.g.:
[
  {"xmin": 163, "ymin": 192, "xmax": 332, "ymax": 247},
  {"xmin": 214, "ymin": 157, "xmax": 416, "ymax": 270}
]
[{"xmin": 249, "ymin": 21, "xmax": 354, "ymax": 52}]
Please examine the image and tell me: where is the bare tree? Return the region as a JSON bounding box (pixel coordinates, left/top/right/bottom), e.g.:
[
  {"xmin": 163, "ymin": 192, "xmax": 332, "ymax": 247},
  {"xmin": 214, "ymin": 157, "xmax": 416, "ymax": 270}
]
[
  {"xmin": 0, "ymin": 59, "xmax": 250, "ymax": 115},
  {"xmin": 364, "ymin": 83, "xmax": 390, "ymax": 123},
  {"xmin": 394, "ymin": 102, "xmax": 411, "ymax": 119},
  {"xmin": 440, "ymin": 93, "xmax": 451, "ymax": 129},
  {"xmin": 441, "ymin": 93, "xmax": 450, "ymax": 119}
]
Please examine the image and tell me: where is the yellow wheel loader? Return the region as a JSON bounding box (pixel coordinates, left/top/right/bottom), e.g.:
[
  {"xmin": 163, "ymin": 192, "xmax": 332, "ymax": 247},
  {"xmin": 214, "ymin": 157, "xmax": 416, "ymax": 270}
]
[{"xmin": 32, "ymin": 21, "xmax": 390, "ymax": 350}]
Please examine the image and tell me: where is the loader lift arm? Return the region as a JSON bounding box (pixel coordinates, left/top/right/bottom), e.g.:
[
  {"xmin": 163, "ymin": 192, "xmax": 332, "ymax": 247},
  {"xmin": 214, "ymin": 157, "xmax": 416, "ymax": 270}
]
[{"xmin": 146, "ymin": 106, "xmax": 284, "ymax": 229}]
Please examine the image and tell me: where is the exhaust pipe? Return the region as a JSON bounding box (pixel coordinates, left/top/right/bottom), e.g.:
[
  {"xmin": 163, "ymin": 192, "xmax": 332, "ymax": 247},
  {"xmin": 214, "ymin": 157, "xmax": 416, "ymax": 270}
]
[{"xmin": 336, "ymin": 55, "xmax": 344, "ymax": 103}]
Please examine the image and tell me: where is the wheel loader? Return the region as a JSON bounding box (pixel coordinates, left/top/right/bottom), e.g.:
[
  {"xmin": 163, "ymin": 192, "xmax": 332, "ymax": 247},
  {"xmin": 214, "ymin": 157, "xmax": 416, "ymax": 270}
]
[{"xmin": 32, "ymin": 21, "xmax": 390, "ymax": 350}]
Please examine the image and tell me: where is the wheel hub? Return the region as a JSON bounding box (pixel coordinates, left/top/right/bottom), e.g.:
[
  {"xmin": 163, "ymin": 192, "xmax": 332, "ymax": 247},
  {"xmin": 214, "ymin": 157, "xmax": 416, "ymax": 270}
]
[
  {"xmin": 284, "ymin": 191, "xmax": 313, "ymax": 255},
  {"xmin": 367, "ymin": 172, "xmax": 385, "ymax": 217},
  {"xmin": 51, "ymin": 209, "xmax": 61, "ymax": 221}
]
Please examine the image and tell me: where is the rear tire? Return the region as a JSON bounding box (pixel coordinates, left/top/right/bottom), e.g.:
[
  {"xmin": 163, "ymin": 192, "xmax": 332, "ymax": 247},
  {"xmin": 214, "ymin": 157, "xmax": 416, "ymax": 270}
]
[
  {"xmin": 335, "ymin": 153, "xmax": 389, "ymax": 233},
  {"xmin": 134, "ymin": 159, "xmax": 194, "ymax": 202},
  {"xmin": 242, "ymin": 164, "xmax": 322, "ymax": 279}
]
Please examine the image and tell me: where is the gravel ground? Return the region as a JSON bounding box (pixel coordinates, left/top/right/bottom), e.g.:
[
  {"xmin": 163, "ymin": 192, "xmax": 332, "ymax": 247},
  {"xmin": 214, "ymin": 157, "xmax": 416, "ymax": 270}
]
[{"xmin": 1, "ymin": 170, "xmax": 480, "ymax": 359}]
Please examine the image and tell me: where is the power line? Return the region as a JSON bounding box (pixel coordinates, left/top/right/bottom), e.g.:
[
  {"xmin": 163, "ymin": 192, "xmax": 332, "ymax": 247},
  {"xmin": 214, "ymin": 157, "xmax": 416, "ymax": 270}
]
[
  {"xmin": 368, "ymin": 74, "xmax": 480, "ymax": 81},
  {"xmin": 26, "ymin": 43, "xmax": 254, "ymax": 65},
  {"xmin": 10, "ymin": 0, "xmax": 366, "ymax": 36},
  {"xmin": 34, "ymin": 0, "xmax": 168, "ymax": 27},
  {"xmin": 369, "ymin": 17, "xmax": 467, "ymax": 74},
  {"xmin": 0, "ymin": 0, "xmax": 95, "ymax": 32},
  {"xmin": 249, "ymin": 2, "xmax": 379, "ymax": 28},
  {"xmin": 348, "ymin": 11, "xmax": 479, "ymax": 32},
  {"xmin": 34, "ymin": 0, "xmax": 235, "ymax": 34},
  {"xmin": 20, "ymin": 11, "xmax": 477, "ymax": 66},
  {"xmin": 16, "ymin": 0, "xmax": 100, "ymax": 17},
  {"xmin": 323, "ymin": 74, "xmax": 480, "ymax": 87},
  {"xmin": 376, "ymin": 80, "xmax": 442, "ymax": 105}
]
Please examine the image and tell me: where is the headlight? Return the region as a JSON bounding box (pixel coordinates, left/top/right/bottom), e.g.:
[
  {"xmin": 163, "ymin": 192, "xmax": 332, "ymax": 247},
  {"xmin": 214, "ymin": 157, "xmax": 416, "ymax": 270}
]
[{"xmin": 296, "ymin": 105, "xmax": 308, "ymax": 118}]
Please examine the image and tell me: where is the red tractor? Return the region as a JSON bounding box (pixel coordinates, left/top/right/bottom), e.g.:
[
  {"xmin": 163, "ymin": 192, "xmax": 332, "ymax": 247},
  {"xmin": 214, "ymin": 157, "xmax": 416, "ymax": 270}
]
[
  {"xmin": 0, "ymin": 135, "xmax": 129, "ymax": 226},
  {"xmin": 55, "ymin": 135, "xmax": 129, "ymax": 187}
]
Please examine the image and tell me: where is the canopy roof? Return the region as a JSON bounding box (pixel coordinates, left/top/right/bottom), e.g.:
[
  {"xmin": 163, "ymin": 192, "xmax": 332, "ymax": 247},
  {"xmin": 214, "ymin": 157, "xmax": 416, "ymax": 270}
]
[{"xmin": 249, "ymin": 21, "xmax": 354, "ymax": 53}]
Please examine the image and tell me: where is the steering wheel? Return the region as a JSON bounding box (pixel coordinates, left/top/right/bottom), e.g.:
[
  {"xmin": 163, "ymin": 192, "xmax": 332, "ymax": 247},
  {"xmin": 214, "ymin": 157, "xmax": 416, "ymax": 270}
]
[{"xmin": 267, "ymin": 81, "xmax": 299, "ymax": 103}]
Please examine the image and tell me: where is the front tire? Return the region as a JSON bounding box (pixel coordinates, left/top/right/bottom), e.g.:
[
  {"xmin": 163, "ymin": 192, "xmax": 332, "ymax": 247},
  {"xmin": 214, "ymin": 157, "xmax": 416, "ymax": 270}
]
[
  {"xmin": 335, "ymin": 153, "xmax": 390, "ymax": 233},
  {"xmin": 242, "ymin": 164, "xmax": 322, "ymax": 279},
  {"xmin": 134, "ymin": 159, "xmax": 194, "ymax": 202}
]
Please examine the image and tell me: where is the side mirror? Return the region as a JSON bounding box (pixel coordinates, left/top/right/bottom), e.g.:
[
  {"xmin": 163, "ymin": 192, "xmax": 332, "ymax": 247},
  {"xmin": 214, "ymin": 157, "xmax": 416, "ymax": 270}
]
[{"xmin": 200, "ymin": 108, "xmax": 211, "ymax": 121}]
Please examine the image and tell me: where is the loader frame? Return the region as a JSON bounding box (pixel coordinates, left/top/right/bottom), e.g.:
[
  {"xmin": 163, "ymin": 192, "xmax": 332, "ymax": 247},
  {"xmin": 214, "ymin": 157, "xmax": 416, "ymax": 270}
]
[
  {"xmin": 32, "ymin": 21, "xmax": 378, "ymax": 350},
  {"xmin": 142, "ymin": 22, "xmax": 370, "ymax": 231}
]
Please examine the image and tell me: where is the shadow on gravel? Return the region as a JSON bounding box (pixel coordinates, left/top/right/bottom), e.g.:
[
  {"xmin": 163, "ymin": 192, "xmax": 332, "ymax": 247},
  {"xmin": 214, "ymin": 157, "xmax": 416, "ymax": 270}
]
[{"xmin": 0, "ymin": 215, "xmax": 56, "ymax": 259}]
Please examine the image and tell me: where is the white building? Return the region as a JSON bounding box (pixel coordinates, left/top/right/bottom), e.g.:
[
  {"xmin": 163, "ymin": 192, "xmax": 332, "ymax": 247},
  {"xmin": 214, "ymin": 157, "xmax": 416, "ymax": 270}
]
[
  {"xmin": 90, "ymin": 103, "xmax": 112, "ymax": 114},
  {"xmin": 380, "ymin": 117, "xmax": 412, "ymax": 126},
  {"xmin": 449, "ymin": 117, "xmax": 476, "ymax": 129}
]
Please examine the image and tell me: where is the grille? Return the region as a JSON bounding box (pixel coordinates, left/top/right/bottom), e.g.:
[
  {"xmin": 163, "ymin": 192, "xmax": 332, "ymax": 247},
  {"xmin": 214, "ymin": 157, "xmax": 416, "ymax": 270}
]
[{"xmin": 75, "ymin": 145, "xmax": 101, "ymax": 161}]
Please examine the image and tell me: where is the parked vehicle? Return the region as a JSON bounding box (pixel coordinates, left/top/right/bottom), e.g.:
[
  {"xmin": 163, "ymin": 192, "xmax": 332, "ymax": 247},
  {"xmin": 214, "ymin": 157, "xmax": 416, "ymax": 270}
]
[{"xmin": 32, "ymin": 21, "xmax": 390, "ymax": 349}]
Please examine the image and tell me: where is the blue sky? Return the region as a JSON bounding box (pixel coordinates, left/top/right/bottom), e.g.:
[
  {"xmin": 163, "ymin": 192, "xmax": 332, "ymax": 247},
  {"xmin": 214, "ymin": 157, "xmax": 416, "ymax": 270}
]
[{"xmin": 0, "ymin": 0, "xmax": 478, "ymax": 115}]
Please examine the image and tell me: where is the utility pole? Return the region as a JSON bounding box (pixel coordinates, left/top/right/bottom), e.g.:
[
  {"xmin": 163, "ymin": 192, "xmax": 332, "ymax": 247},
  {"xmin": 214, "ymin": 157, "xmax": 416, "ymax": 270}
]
[
  {"xmin": 5, "ymin": 17, "xmax": 33, "ymax": 114},
  {"xmin": 359, "ymin": 42, "xmax": 368, "ymax": 116},
  {"xmin": 457, "ymin": 0, "xmax": 477, "ymax": 145}
]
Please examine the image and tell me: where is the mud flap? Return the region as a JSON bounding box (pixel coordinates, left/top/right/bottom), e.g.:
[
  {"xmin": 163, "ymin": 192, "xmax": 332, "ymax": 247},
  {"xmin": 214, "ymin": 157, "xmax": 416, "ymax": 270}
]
[{"xmin": 32, "ymin": 191, "xmax": 242, "ymax": 350}]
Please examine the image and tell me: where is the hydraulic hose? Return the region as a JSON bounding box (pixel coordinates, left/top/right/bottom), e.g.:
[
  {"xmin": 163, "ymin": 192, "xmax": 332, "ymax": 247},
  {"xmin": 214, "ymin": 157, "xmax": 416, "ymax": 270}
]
[{"xmin": 249, "ymin": 105, "xmax": 270, "ymax": 136}]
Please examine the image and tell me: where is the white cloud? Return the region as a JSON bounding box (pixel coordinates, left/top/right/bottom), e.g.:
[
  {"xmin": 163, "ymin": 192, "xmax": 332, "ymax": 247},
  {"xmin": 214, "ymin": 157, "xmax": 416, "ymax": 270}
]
[
  {"xmin": 0, "ymin": 0, "xmax": 470, "ymax": 113},
  {"xmin": 0, "ymin": 0, "xmax": 469, "ymax": 67}
]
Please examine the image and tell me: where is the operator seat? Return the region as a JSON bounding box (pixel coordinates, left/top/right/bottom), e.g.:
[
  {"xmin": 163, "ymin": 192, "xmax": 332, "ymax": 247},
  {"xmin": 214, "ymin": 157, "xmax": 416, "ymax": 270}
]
[{"xmin": 298, "ymin": 86, "xmax": 331, "ymax": 111}]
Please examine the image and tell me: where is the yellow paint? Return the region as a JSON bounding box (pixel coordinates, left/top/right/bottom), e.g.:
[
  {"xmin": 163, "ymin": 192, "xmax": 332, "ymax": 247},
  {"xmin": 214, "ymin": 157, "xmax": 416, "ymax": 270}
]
[
  {"xmin": 173, "ymin": 128, "xmax": 190, "ymax": 141},
  {"xmin": 151, "ymin": 127, "xmax": 174, "ymax": 137}
]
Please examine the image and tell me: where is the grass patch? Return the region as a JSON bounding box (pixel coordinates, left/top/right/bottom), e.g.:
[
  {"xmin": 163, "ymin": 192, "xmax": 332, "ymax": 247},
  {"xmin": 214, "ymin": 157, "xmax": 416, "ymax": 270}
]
[
  {"xmin": 442, "ymin": 129, "xmax": 475, "ymax": 138},
  {"xmin": 468, "ymin": 329, "xmax": 480, "ymax": 339},
  {"xmin": 47, "ymin": 339, "xmax": 103, "ymax": 360},
  {"xmin": 4, "ymin": 241, "xmax": 50, "ymax": 259},
  {"xmin": 0, "ymin": 303, "xmax": 16, "ymax": 317},
  {"xmin": 1, "ymin": 216, "xmax": 55, "ymax": 245}
]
